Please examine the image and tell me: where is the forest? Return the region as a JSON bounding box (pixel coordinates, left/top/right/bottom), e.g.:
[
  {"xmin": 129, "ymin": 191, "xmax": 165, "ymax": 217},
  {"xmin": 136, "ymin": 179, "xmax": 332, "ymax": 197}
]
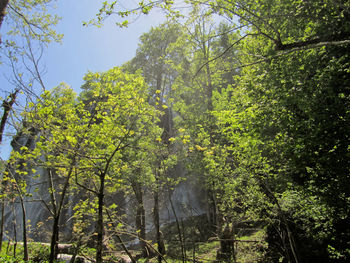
[{"xmin": 0, "ymin": 0, "xmax": 349, "ymax": 262}]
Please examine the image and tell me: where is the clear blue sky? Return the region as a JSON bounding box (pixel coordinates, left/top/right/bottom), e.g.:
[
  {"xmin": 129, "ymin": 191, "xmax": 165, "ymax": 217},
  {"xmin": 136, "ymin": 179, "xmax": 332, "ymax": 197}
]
[
  {"xmin": 44, "ymin": 0, "xmax": 165, "ymax": 91},
  {"xmin": 0, "ymin": 0, "xmax": 165, "ymax": 159}
]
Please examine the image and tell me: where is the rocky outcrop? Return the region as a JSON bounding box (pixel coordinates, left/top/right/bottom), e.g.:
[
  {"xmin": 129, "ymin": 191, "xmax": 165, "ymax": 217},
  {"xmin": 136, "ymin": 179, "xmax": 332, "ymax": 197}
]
[{"xmin": 2, "ymin": 130, "xmax": 207, "ymax": 244}]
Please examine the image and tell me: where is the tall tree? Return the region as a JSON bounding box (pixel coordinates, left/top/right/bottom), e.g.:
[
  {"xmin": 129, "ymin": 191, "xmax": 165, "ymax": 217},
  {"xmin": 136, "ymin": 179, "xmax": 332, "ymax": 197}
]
[
  {"xmin": 0, "ymin": 0, "xmax": 62, "ymax": 157},
  {"xmin": 76, "ymin": 67, "xmax": 160, "ymax": 263},
  {"xmin": 11, "ymin": 85, "xmax": 80, "ymax": 262},
  {"xmin": 124, "ymin": 21, "xmax": 183, "ymax": 262}
]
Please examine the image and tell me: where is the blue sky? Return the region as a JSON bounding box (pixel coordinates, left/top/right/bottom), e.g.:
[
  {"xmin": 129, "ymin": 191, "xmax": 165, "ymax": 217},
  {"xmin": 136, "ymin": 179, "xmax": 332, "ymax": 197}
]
[
  {"xmin": 43, "ymin": 0, "xmax": 166, "ymax": 91},
  {"xmin": 0, "ymin": 0, "xmax": 166, "ymax": 159}
]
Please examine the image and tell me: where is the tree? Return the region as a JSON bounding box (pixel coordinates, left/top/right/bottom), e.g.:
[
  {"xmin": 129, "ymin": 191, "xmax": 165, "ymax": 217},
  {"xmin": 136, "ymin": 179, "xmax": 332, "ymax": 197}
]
[
  {"xmin": 2, "ymin": 163, "xmax": 29, "ymax": 261},
  {"xmin": 226, "ymin": 4, "xmax": 350, "ymax": 258},
  {"xmin": 124, "ymin": 21, "xmax": 183, "ymax": 262},
  {"xmin": 1, "ymin": 1, "xmax": 349, "ymax": 262},
  {"xmin": 0, "ymin": 89, "xmax": 18, "ymax": 145},
  {"xmin": 0, "ymin": 0, "xmax": 62, "ymax": 47},
  {"xmin": 13, "ymin": 67, "xmax": 161, "ymax": 263},
  {"xmin": 110, "ymin": 1, "xmax": 349, "ymax": 261},
  {"xmin": 1, "ymin": 1, "xmax": 61, "ymax": 258},
  {"xmin": 0, "ymin": 0, "xmax": 9, "ymax": 31},
  {"xmin": 126, "ymin": 2, "xmax": 349, "ymax": 261},
  {"xmin": 75, "ymin": 67, "xmax": 160, "ymax": 263},
  {"xmin": 10, "ymin": 85, "xmax": 81, "ymax": 262},
  {"xmin": 167, "ymin": 10, "xmax": 245, "ymax": 261},
  {"xmin": 0, "ymin": 0, "xmax": 62, "ymax": 161}
]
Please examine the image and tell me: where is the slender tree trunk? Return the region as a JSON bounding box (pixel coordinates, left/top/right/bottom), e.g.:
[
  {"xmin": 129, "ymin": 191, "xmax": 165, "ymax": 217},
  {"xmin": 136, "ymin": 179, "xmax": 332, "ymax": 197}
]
[
  {"xmin": 8, "ymin": 166, "xmax": 28, "ymax": 261},
  {"xmin": 0, "ymin": 185, "xmax": 5, "ymax": 251},
  {"xmin": 217, "ymin": 223, "xmax": 235, "ymax": 263},
  {"xmin": 11, "ymin": 201, "xmax": 17, "ymax": 258},
  {"xmin": 19, "ymin": 197, "xmax": 28, "ymax": 261},
  {"xmin": 132, "ymin": 180, "xmax": 149, "ymax": 257},
  {"xmin": 153, "ymin": 179, "xmax": 165, "ymax": 263},
  {"xmin": 48, "ymin": 164, "xmax": 75, "ymax": 263},
  {"xmin": 13, "ymin": 225, "xmax": 17, "ymax": 258},
  {"xmin": 203, "ymin": 44, "xmax": 213, "ymax": 112},
  {"xmin": 169, "ymin": 192, "xmax": 186, "ymax": 263},
  {"xmin": 0, "ymin": 0, "xmax": 9, "ymax": 36},
  {"xmin": 48, "ymin": 168, "xmax": 58, "ymax": 263},
  {"xmin": 201, "ymin": 23, "xmax": 218, "ymax": 238},
  {"xmin": 49, "ymin": 216, "xmax": 59, "ymax": 263},
  {"xmin": 96, "ymin": 173, "xmax": 105, "ymax": 263}
]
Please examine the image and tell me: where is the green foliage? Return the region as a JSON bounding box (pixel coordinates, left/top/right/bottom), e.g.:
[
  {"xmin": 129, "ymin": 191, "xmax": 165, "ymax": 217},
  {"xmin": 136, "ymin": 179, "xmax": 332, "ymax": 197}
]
[
  {"xmin": 1, "ymin": 0, "xmax": 62, "ymax": 66},
  {"xmin": 3, "ymin": 1, "xmax": 350, "ymax": 262},
  {"xmin": 4, "ymin": 0, "xmax": 62, "ymax": 43},
  {"xmin": 0, "ymin": 241, "xmax": 50, "ymax": 262}
]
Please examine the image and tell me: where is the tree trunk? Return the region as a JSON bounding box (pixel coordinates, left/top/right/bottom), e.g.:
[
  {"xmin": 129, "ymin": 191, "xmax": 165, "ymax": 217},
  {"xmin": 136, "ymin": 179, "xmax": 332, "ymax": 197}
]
[
  {"xmin": 207, "ymin": 186, "xmax": 218, "ymax": 234},
  {"xmin": 131, "ymin": 180, "xmax": 149, "ymax": 257},
  {"xmin": 0, "ymin": 89, "xmax": 19, "ymax": 144},
  {"xmin": 169, "ymin": 192, "xmax": 186, "ymax": 263},
  {"xmin": 0, "ymin": 0, "xmax": 9, "ymax": 36},
  {"xmin": 49, "ymin": 216, "xmax": 59, "ymax": 263},
  {"xmin": 8, "ymin": 165, "xmax": 28, "ymax": 261},
  {"xmin": 96, "ymin": 173, "xmax": 105, "ymax": 263},
  {"xmin": 0, "ymin": 185, "xmax": 6, "ymax": 251},
  {"xmin": 11, "ymin": 201, "xmax": 17, "ymax": 258},
  {"xmin": 19, "ymin": 197, "xmax": 28, "ymax": 261},
  {"xmin": 48, "ymin": 164, "xmax": 74, "ymax": 263},
  {"xmin": 153, "ymin": 185, "xmax": 165, "ymax": 263},
  {"xmin": 217, "ymin": 224, "xmax": 235, "ymax": 263},
  {"xmin": 48, "ymin": 168, "xmax": 59, "ymax": 263}
]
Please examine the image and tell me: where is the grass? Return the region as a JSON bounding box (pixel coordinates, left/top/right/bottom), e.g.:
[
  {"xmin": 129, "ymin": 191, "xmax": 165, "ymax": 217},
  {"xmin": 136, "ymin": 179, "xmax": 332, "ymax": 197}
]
[
  {"xmin": 0, "ymin": 228, "xmax": 267, "ymax": 262},
  {"xmin": 235, "ymin": 230, "xmax": 267, "ymax": 263},
  {"xmin": 0, "ymin": 241, "xmax": 50, "ymax": 262},
  {"xmin": 136, "ymin": 230, "xmax": 266, "ymax": 263}
]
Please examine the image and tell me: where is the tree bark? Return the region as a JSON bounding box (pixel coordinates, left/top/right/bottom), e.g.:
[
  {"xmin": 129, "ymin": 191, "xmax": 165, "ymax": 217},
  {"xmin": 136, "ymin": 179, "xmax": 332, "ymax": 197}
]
[
  {"xmin": 0, "ymin": 181, "xmax": 6, "ymax": 251},
  {"xmin": 131, "ymin": 180, "xmax": 149, "ymax": 257},
  {"xmin": 275, "ymin": 33, "xmax": 350, "ymax": 51},
  {"xmin": 48, "ymin": 163, "xmax": 75, "ymax": 263},
  {"xmin": 169, "ymin": 192, "xmax": 186, "ymax": 263},
  {"xmin": 49, "ymin": 216, "xmax": 59, "ymax": 263},
  {"xmin": 19, "ymin": 196, "xmax": 28, "ymax": 261},
  {"xmin": 154, "ymin": 181, "xmax": 165, "ymax": 263},
  {"xmin": 0, "ymin": 0, "xmax": 9, "ymax": 36},
  {"xmin": 96, "ymin": 173, "xmax": 105, "ymax": 263},
  {"xmin": 217, "ymin": 224, "xmax": 235, "ymax": 263},
  {"xmin": 7, "ymin": 165, "xmax": 28, "ymax": 261},
  {"xmin": 48, "ymin": 169, "xmax": 59, "ymax": 263},
  {"xmin": 11, "ymin": 201, "xmax": 17, "ymax": 258},
  {"xmin": 0, "ymin": 89, "xmax": 19, "ymax": 144}
]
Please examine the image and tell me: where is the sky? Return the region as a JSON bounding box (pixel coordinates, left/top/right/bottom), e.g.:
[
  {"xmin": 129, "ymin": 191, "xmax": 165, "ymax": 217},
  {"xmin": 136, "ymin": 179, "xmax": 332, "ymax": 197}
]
[
  {"xmin": 0, "ymin": 0, "xmax": 166, "ymax": 159},
  {"xmin": 43, "ymin": 0, "xmax": 166, "ymax": 91}
]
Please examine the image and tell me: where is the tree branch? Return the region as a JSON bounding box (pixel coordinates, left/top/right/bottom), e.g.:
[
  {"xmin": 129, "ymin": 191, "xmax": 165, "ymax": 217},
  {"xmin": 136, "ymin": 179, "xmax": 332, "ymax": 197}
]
[{"xmin": 0, "ymin": 89, "xmax": 19, "ymax": 144}]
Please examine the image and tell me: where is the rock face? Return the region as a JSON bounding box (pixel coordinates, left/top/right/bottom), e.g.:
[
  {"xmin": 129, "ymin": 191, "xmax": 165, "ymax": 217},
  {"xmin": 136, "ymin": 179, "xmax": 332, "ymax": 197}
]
[
  {"xmin": 2, "ymin": 131, "xmax": 207, "ymax": 243},
  {"xmin": 3, "ymin": 129, "xmax": 74, "ymax": 241}
]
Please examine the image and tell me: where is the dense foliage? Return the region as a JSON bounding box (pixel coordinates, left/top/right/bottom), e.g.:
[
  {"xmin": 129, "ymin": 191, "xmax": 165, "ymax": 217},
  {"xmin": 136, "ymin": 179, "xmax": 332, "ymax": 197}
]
[{"xmin": 1, "ymin": 0, "xmax": 349, "ymax": 263}]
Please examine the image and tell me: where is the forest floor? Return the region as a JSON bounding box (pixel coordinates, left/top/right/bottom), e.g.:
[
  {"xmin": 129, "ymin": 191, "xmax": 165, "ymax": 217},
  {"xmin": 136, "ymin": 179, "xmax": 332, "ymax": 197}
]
[
  {"xmin": 0, "ymin": 229, "xmax": 266, "ymax": 262},
  {"xmin": 117, "ymin": 229, "xmax": 267, "ymax": 263}
]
